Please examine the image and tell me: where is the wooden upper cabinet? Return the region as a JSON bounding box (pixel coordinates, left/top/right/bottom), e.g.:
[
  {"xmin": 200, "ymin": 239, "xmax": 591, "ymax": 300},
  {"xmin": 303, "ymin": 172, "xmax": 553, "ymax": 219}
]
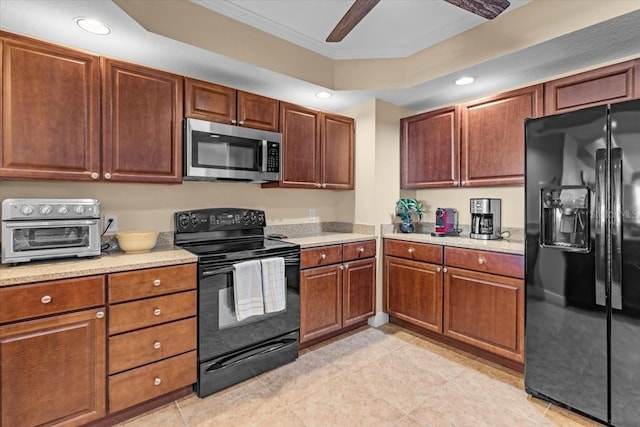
[
  {"xmin": 544, "ymin": 60, "xmax": 640, "ymax": 115},
  {"xmin": 400, "ymin": 106, "xmax": 460, "ymax": 188},
  {"xmin": 277, "ymin": 102, "xmax": 322, "ymax": 188},
  {"xmin": 321, "ymin": 113, "xmax": 354, "ymax": 189},
  {"xmin": 460, "ymin": 84, "xmax": 543, "ymax": 186},
  {"xmin": 0, "ymin": 32, "xmax": 101, "ymax": 181},
  {"xmin": 184, "ymin": 77, "xmax": 279, "ymax": 131},
  {"xmin": 102, "ymin": 58, "xmax": 183, "ymax": 183}
]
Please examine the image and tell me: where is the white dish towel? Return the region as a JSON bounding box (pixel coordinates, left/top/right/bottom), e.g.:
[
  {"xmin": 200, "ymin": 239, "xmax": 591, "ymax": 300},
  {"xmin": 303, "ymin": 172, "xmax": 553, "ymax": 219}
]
[
  {"xmin": 233, "ymin": 259, "xmax": 264, "ymax": 321},
  {"xmin": 260, "ymin": 257, "xmax": 286, "ymax": 313}
]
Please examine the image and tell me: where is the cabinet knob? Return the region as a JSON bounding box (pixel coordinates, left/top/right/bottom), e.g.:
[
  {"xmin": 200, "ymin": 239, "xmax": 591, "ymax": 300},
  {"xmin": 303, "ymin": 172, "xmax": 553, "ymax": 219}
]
[
  {"xmin": 443, "ymin": 267, "xmax": 448, "ymax": 273},
  {"xmin": 320, "ymin": 253, "xmax": 326, "ymax": 260},
  {"xmin": 96, "ymin": 311, "xmax": 105, "ymax": 319},
  {"xmin": 91, "ymin": 172, "xmax": 99, "ymax": 180},
  {"xmin": 154, "ymin": 377, "xmax": 162, "ymax": 386},
  {"xmin": 231, "ymin": 119, "xmax": 237, "ymax": 124},
  {"xmin": 344, "ymin": 263, "xmax": 349, "ymax": 269},
  {"xmin": 153, "ymin": 308, "xmax": 162, "ymax": 316},
  {"xmin": 339, "ymin": 265, "xmax": 344, "ymax": 270},
  {"xmin": 436, "ymin": 267, "xmax": 441, "ymax": 272},
  {"xmin": 238, "ymin": 120, "xmax": 244, "ymax": 125},
  {"xmin": 478, "ymin": 258, "xmax": 486, "ymax": 265},
  {"xmin": 321, "ymin": 183, "xmax": 327, "ymax": 188},
  {"xmin": 104, "ymin": 172, "xmax": 112, "ymax": 180},
  {"xmin": 153, "ymin": 341, "xmax": 161, "ymax": 350},
  {"xmin": 408, "ymin": 248, "xmax": 414, "ymax": 254},
  {"xmin": 358, "ymin": 247, "xmax": 365, "ymax": 253},
  {"xmin": 153, "ymin": 279, "xmax": 161, "ymax": 287},
  {"xmin": 41, "ymin": 295, "xmax": 52, "ymax": 304},
  {"xmin": 315, "ymin": 183, "xmax": 322, "ymax": 188}
]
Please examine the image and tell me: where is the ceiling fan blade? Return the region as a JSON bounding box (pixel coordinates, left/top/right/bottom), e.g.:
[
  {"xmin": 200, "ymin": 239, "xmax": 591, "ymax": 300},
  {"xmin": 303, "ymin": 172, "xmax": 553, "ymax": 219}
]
[
  {"xmin": 326, "ymin": 0, "xmax": 381, "ymax": 43},
  {"xmin": 444, "ymin": 0, "xmax": 511, "ymax": 20}
]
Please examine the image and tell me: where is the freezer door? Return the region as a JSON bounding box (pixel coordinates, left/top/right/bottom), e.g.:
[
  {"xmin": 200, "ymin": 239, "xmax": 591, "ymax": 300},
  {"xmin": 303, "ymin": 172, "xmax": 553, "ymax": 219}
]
[
  {"xmin": 610, "ymin": 98, "xmax": 640, "ymax": 427},
  {"xmin": 524, "ymin": 105, "xmax": 608, "ymax": 423}
]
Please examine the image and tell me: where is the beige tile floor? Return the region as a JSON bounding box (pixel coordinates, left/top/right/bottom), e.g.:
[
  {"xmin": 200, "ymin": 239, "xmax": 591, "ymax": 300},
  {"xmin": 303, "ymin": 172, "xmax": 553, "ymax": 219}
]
[{"xmin": 118, "ymin": 324, "xmax": 604, "ymax": 427}]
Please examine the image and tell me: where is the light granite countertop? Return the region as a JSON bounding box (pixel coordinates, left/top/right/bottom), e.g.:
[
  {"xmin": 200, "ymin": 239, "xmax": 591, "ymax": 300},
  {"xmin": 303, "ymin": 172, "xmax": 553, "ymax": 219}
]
[
  {"xmin": 0, "ymin": 245, "xmax": 197, "ymax": 287},
  {"xmin": 382, "ymin": 232, "xmax": 524, "ymax": 255},
  {"xmin": 283, "ymin": 233, "xmax": 377, "ymax": 248}
]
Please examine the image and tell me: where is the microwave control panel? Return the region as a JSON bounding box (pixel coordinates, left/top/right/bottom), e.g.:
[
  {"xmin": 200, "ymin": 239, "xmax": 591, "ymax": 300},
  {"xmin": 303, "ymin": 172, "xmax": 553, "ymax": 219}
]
[{"xmin": 266, "ymin": 142, "xmax": 280, "ymax": 172}]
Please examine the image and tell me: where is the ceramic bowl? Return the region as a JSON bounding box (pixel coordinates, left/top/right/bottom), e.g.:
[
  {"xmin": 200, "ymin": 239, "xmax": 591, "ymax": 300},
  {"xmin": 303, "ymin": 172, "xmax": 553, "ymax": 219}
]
[{"xmin": 115, "ymin": 230, "xmax": 159, "ymax": 253}]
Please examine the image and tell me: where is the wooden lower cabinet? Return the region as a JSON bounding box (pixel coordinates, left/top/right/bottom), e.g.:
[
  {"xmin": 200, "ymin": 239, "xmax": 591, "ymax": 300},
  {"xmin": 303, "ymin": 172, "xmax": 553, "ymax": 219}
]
[
  {"xmin": 443, "ymin": 267, "xmax": 524, "ymax": 363},
  {"xmin": 0, "ymin": 308, "xmax": 106, "ymax": 427},
  {"xmin": 384, "ymin": 256, "xmax": 443, "ymax": 333},
  {"xmin": 300, "ymin": 241, "xmax": 376, "ymax": 345}
]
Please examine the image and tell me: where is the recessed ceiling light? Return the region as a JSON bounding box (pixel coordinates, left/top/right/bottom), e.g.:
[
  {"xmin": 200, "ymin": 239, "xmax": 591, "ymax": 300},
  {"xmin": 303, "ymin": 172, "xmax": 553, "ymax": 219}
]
[
  {"xmin": 315, "ymin": 91, "xmax": 332, "ymax": 99},
  {"xmin": 454, "ymin": 76, "xmax": 475, "ymax": 86},
  {"xmin": 75, "ymin": 18, "xmax": 111, "ymax": 35}
]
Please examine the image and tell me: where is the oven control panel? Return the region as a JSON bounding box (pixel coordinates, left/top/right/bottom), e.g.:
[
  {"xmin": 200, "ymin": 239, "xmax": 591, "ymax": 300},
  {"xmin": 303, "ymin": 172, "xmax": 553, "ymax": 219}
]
[{"xmin": 175, "ymin": 208, "xmax": 266, "ymax": 232}]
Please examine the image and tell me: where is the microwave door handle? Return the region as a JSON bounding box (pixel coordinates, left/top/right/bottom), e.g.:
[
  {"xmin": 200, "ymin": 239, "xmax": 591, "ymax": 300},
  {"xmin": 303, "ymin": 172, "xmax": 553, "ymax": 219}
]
[
  {"xmin": 611, "ymin": 147, "xmax": 622, "ymax": 310},
  {"xmin": 595, "ymin": 148, "xmax": 607, "ymax": 307},
  {"xmin": 260, "ymin": 140, "xmax": 268, "ymax": 172}
]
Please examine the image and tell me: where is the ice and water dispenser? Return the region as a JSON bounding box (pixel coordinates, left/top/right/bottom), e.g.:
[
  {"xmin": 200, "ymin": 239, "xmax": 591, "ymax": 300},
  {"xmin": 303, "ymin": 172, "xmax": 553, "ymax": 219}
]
[{"xmin": 540, "ymin": 187, "xmax": 590, "ymax": 251}]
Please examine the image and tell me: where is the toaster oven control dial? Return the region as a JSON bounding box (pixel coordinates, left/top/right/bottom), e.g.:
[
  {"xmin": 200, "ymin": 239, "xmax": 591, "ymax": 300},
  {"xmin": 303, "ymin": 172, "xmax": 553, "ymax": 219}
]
[
  {"xmin": 58, "ymin": 206, "xmax": 69, "ymax": 215},
  {"xmin": 39, "ymin": 205, "xmax": 52, "ymax": 215},
  {"xmin": 19, "ymin": 205, "xmax": 34, "ymax": 216},
  {"xmin": 74, "ymin": 205, "xmax": 85, "ymax": 215}
]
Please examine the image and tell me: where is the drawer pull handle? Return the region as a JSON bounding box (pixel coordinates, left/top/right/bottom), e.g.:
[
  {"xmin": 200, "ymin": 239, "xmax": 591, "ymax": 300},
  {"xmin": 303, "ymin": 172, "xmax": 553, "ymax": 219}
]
[
  {"xmin": 154, "ymin": 377, "xmax": 162, "ymax": 386},
  {"xmin": 320, "ymin": 253, "xmax": 326, "ymax": 260},
  {"xmin": 96, "ymin": 311, "xmax": 105, "ymax": 319},
  {"xmin": 443, "ymin": 267, "xmax": 448, "ymax": 273},
  {"xmin": 153, "ymin": 279, "xmax": 161, "ymax": 287},
  {"xmin": 153, "ymin": 341, "xmax": 161, "ymax": 349},
  {"xmin": 478, "ymin": 258, "xmax": 486, "ymax": 265},
  {"xmin": 358, "ymin": 247, "xmax": 365, "ymax": 253},
  {"xmin": 41, "ymin": 295, "xmax": 52, "ymax": 304},
  {"xmin": 153, "ymin": 308, "xmax": 162, "ymax": 316},
  {"xmin": 408, "ymin": 248, "xmax": 414, "ymax": 254}
]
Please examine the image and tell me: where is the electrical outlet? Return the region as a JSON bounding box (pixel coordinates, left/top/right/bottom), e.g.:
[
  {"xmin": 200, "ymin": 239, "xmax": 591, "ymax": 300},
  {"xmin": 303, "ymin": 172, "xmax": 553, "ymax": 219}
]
[
  {"xmin": 104, "ymin": 214, "xmax": 118, "ymax": 232},
  {"xmin": 309, "ymin": 208, "xmax": 316, "ymax": 219}
]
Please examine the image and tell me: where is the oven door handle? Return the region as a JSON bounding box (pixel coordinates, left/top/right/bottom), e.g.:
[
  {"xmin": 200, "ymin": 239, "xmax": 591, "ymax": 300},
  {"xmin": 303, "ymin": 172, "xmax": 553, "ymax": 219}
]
[
  {"xmin": 205, "ymin": 338, "xmax": 298, "ymax": 372},
  {"xmin": 202, "ymin": 266, "xmax": 234, "ymax": 277},
  {"xmin": 3, "ymin": 219, "xmax": 99, "ymax": 228}
]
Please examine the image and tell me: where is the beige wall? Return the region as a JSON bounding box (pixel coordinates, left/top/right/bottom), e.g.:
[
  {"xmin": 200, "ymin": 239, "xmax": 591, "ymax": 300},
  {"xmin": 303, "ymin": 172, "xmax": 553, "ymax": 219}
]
[{"xmin": 0, "ymin": 181, "xmax": 355, "ymax": 232}]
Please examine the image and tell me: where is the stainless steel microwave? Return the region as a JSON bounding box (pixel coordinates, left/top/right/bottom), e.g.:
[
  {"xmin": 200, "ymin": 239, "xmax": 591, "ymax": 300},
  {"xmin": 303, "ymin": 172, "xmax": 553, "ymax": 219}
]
[{"xmin": 183, "ymin": 118, "xmax": 282, "ymax": 183}]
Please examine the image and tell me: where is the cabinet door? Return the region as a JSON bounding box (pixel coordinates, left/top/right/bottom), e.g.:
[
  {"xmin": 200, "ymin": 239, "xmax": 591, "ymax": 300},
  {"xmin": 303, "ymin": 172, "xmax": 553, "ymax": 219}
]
[
  {"xmin": 544, "ymin": 60, "xmax": 639, "ymax": 114},
  {"xmin": 278, "ymin": 102, "xmax": 321, "ymax": 188},
  {"xmin": 400, "ymin": 106, "xmax": 459, "ymax": 188},
  {"xmin": 443, "ymin": 267, "xmax": 524, "ymax": 363},
  {"xmin": 384, "ymin": 256, "xmax": 443, "ymax": 333},
  {"xmin": 343, "ymin": 258, "xmax": 376, "ymax": 327},
  {"xmin": 184, "ymin": 77, "xmax": 235, "ymax": 124},
  {"xmin": 237, "ymin": 91, "xmax": 279, "ymax": 131},
  {"xmin": 0, "ymin": 32, "xmax": 100, "ymax": 181},
  {"xmin": 300, "ymin": 264, "xmax": 342, "ymax": 342},
  {"xmin": 321, "ymin": 113, "xmax": 354, "ymax": 189},
  {"xmin": 0, "ymin": 308, "xmax": 106, "ymax": 427},
  {"xmin": 102, "ymin": 58, "xmax": 183, "ymax": 183},
  {"xmin": 460, "ymin": 85, "xmax": 542, "ymax": 186}
]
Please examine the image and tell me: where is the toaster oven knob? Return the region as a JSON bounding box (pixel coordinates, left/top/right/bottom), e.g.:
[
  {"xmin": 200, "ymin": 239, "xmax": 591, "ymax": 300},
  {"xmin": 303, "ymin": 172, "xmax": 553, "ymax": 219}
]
[
  {"xmin": 58, "ymin": 205, "xmax": 69, "ymax": 215},
  {"xmin": 74, "ymin": 205, "xmax": 85, "ymax": 215},
  {"xmin": 19, "ymin": 205, "xmax": 34, "ymax": 216},
  {"xmin": 39, "ymin": 205, "xmax": 52, "ymax": 215}
]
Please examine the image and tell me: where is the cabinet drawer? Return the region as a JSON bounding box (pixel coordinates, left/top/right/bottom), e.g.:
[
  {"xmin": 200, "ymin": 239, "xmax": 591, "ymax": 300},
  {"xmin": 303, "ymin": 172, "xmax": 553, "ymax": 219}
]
[
  {"xmin": 109, "ymin": 291, "xmax": 196, "ymax": 335},
  {"xmin": 0, "ymin": 276, "xmax": 105, "ymax": 324},
  {"xmin": 109, "ymin": 350, "xmax": 196, "ymax": 413},
  {"xmin": 301, "ymin": 245, "xmax": 343, "ymax": 269},
  {"xmin": 343, "ymin": 240, "xmax": 376, "ymax": 261},
  {"xmin": 109, "ymin": 317, "xmax": 196, "ymax": 374},
  {"xmin": 108, "ymin": 264, "xmax": 196, "ymax": 303},
  {"xmin": 384, "ymin": 239, "xmax": 443, "ymax": 264},
  {"xmin": 444, "ymin": 247, "xmax": 524, "ymax": 279}
]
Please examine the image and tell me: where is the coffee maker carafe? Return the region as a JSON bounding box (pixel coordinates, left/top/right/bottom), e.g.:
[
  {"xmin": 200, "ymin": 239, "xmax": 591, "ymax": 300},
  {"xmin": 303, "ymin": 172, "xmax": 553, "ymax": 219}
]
[{"xmin": 470, "ymin": 198, "xmax": 501, "ymax": 240}]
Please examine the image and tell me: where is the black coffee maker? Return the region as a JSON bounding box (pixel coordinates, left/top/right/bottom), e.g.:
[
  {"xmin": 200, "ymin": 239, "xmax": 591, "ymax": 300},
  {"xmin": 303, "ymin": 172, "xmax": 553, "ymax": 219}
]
[{"xmin": 470, "ymin": 198, "xmax": 501, "ymax": 240}]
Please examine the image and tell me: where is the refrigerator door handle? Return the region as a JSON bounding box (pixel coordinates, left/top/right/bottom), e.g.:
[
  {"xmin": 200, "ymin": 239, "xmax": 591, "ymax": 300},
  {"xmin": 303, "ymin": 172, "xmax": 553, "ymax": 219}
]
[
  {"xmin": 595, "ymin": 148, "xmax": 607, "ymax": 307},
  {"xmin": 611, "ymin": 147, "xmax": 623, "ymax": 310}
]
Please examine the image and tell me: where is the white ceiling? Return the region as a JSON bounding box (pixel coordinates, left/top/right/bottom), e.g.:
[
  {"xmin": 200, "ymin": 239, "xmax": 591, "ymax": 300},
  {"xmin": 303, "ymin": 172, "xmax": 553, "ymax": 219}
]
[
  {"xmin": 1, "ymin": 1, "xmax": 640, "ymax": 114},
  {"xmin": 193, "ymin": 0, "xmax": 531, "ymax": 60}
]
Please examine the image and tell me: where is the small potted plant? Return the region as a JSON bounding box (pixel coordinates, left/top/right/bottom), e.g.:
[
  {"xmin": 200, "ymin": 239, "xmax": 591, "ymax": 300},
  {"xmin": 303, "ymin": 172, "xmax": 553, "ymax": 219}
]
[{"xmin": 395, "ymin": 198, "xmax": 425, "ymax": 233}]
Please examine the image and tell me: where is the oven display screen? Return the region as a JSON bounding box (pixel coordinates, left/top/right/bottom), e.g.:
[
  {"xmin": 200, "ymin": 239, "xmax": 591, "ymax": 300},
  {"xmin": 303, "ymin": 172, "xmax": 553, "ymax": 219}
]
[{"xmin": 211, "ymin": 214, "xmax": 235, "ymax": 225}]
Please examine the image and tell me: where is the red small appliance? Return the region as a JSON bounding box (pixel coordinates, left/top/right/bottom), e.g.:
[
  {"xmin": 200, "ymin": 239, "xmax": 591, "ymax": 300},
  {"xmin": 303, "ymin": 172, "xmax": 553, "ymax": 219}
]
[{"xmin": 434, "ymin": 207, "xmax": 458, "ymax": 236}]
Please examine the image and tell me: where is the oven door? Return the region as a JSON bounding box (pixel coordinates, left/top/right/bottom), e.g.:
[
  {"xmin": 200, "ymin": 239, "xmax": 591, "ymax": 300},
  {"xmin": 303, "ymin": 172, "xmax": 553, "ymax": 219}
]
[
  {"xmin": 197, "ymin": 250, "xmax": 300, "ymax": 362},
  {"xmin": 2, "ymin": 219, "xmax": 101, "ymax": 264}
]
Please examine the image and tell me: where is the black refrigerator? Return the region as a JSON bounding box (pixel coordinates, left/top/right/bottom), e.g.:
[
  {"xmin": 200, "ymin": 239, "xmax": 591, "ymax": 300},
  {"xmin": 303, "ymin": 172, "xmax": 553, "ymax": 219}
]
[{"xmin": 524, "ymin": 99, "xmax": 640, "ymax": 426}]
